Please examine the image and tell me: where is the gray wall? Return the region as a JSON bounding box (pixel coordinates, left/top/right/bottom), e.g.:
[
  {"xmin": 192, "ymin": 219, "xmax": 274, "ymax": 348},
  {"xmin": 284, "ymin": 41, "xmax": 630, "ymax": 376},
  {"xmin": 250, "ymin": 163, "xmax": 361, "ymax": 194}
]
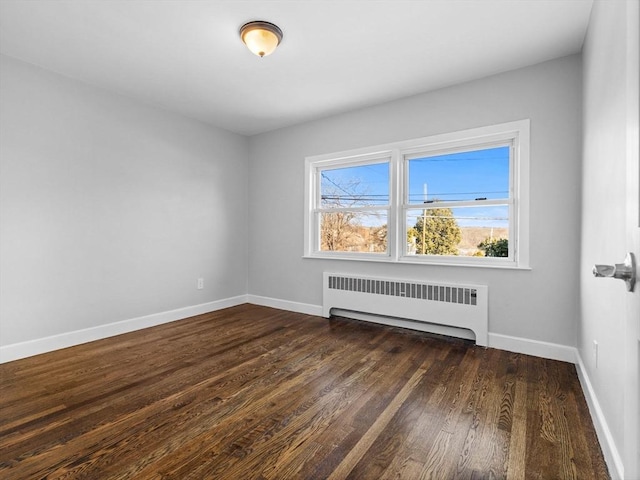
[
  {"xmin": 0, "ymin": 55, "xmax": 249, "ymax": 346},
  {"xmin": 0, "ymin": 52, "xmax": 585, "ymax": 351},
  {"xmin": 248, "ymin": 55, "xmax": 582, "ymax": 346}
]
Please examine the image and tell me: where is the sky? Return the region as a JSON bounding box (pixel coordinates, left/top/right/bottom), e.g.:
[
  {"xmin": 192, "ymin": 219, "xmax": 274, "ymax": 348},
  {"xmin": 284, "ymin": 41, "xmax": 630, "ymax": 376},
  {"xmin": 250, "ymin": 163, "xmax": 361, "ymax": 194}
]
[
  {"xmin": 320, "ymin": 145, "xmax": 510, "ymax": 229},
  {"xmin": 407, "ymin": 146, "xmax": 509, "ymax": 204}
]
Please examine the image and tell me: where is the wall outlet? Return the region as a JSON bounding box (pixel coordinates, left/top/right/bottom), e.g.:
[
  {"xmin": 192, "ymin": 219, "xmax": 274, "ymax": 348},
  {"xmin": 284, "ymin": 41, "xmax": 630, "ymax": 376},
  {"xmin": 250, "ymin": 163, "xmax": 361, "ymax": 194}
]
[
  {"xmin": 197, "ymin": 278, "xmax": 204, "ymax": 290},
  {"xmin": 593, "ymin": 340, "xmax": 598, "ymax": 368}
]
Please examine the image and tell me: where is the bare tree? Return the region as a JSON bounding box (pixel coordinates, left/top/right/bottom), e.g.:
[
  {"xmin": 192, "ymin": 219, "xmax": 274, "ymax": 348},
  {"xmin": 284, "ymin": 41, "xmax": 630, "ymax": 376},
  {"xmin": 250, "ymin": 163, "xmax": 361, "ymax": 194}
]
[{"xmin": 320, "ymin": 176, "xmax": 386, "ymax": 252}]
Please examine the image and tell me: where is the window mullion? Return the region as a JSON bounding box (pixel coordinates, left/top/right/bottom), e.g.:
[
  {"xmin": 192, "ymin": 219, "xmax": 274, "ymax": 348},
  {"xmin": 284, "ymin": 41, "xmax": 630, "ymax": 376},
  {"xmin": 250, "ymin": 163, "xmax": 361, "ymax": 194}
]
[{"xmin": 389, "ymin": 149, "xmax": 401, "ymax": 260}]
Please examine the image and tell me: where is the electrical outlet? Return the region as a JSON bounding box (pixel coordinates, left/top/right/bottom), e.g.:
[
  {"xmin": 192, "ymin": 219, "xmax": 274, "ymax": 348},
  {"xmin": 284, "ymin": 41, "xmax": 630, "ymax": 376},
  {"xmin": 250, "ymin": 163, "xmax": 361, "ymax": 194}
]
[
  {"xmin": 593, "ymin": 340, "xmax": 598, "ymax": 368},
  {"xmin": 197, "ymin": 278, "xmax": 204, "ymax": 290}
]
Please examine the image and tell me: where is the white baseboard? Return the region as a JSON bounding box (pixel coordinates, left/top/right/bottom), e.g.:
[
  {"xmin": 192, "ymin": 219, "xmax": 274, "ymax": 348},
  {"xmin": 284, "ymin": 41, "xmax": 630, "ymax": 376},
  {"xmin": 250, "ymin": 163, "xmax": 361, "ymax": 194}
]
[
  {"xmin": 487, "ymin": 332, "xmax": 577, "ymax": 363},
  {"xmin": 575, "ymin": 352, "xmax": 624, "ymax": 480},
  {"xmin": 3, "ymin": 294, "xmax": 579, "ymax": 367},
  {"xmin": 0, "ymin": 295, "xmax": 248, "ymax": 364},
  {"xmin": 246, "ymin": 295, "xmax": 578, "ymax": 363},
  {"xmin": 247, "ymin": 296, "xmax": 481, "ymax": 342},
  {"xmin": 247, "ymin": 294, "xmax": 323, "ymax": 317}
]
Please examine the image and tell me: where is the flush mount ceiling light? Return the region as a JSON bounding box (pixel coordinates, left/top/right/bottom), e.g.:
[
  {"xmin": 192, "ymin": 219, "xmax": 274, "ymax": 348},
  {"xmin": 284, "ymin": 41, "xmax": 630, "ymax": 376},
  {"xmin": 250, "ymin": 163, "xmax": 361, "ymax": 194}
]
[{"xmin": 239, "ymin": 21, "xmax": 283, "ymax": 57}]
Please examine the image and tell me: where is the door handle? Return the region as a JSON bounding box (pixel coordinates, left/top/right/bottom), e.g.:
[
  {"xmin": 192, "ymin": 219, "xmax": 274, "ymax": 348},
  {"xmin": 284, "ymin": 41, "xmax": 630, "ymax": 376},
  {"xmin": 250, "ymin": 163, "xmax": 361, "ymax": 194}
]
[{"xmin": 592, "ymin": 252, "xmax": 636, "ymax": 292}]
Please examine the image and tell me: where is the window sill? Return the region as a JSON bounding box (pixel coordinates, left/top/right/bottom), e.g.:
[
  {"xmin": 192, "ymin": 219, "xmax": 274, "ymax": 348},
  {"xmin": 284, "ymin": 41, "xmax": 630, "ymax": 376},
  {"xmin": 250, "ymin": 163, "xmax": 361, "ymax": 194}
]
[{"xmin": 303, "ymin": 254, "xmax": 531, "ymax": 270}]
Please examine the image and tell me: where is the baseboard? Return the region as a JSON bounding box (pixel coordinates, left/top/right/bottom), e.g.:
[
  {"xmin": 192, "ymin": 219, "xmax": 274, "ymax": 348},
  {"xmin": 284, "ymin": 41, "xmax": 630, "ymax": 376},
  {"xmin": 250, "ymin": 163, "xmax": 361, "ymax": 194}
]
[
  {"xmin": 4, "ymin": 293, "xmax": 578, "ymax": 366},
  {"xmin": 575, "ymin": 352, "xmax": 624, "ymax": 480},
  {"xmin": 0, "ymin": 295, "xmax": 248, "ymax": 364},
  {"xmin": 247, "ymin": 296, "xmax": 577, "ymax": 363},
  {"xmin": 488, "ymin": 332, "xmax": 577, "ymax": 363},
  {"xmin": 247, "ymin": 294, "xmax": 323, "ymax": 317}
]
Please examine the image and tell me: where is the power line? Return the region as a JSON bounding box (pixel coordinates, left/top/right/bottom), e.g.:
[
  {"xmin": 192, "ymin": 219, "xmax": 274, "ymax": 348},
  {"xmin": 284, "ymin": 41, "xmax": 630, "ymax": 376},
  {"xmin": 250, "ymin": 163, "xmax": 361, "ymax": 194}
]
[{"xmin": 320, "ymin": 172, "xmax": 354, "ymax": 197}]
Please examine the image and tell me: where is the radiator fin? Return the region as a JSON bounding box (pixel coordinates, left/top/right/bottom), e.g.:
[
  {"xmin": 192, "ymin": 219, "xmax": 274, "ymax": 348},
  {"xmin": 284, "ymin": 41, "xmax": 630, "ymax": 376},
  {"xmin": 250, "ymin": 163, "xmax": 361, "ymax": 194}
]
[{"xmin": 328, "ymin": 275, "xmax": 477, "ymax": 306}]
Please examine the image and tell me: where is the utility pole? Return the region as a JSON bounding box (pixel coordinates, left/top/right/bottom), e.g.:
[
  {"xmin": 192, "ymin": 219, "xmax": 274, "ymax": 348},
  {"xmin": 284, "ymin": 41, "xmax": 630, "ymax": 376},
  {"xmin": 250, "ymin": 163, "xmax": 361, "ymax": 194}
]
[{"xmin": 422, "ymin": 183, "xmax": 427, "ymax": 255}]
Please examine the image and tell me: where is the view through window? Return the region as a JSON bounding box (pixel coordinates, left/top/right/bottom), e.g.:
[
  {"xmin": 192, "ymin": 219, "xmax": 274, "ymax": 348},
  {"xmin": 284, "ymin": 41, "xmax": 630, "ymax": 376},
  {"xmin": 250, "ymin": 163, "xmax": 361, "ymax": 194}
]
[
  {"xmin": 304, "ymin": 120, "xmax": 529, "ymax": 267},
  {"xmin": 405, "ymin": 145, "xmax": 511, "ymax": 258},
  {"xmin": 319, "ymin": 161, "xmax": 389, "ymax": 253}
]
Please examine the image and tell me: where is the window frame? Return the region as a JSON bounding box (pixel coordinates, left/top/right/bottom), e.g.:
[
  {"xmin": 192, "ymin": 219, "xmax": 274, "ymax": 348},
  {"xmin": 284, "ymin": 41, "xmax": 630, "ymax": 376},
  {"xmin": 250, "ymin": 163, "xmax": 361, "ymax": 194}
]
[
  {"xmin": 307, "ymin": 151, "xmax": 395, "ymax": 260},
  {"xmin": 303, "ymin": 120, "xmax": 530, "ymax": 269}
]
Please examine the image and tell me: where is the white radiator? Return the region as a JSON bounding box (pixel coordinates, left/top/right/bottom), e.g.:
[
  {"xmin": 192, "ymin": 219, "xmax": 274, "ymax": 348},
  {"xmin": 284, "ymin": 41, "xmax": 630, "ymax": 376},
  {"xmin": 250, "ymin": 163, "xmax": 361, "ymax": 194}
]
[{"xmin": 322, "ymin": 272, "xmax": 488, "ymax": 346}]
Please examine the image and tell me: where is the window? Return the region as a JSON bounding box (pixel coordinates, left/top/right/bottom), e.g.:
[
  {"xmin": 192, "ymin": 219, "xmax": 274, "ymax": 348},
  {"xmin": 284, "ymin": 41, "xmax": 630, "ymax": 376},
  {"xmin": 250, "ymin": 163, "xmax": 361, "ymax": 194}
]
[
  {"xmin": 304, "ymin": 120, "xmax": 530, "ymax": 268},
  {"xmin": 318, "ymin": 159, "xmax": 390, "ymax": 254}
]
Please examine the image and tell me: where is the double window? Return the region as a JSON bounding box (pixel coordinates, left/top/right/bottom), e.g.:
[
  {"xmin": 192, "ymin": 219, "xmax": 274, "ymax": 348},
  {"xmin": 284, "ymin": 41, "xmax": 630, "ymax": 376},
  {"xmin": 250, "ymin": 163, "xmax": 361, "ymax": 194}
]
[{"xmin": 304, "ymin": 120, "xmax": 530, "ymax": 268}]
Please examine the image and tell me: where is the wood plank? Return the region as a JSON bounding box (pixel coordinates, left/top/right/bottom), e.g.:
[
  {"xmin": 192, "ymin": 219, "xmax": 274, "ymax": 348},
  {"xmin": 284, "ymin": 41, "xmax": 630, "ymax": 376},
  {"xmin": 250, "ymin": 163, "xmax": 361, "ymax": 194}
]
[{"xmin": 0, "ymin": 305, "xmax": 609, "ymax": 479}]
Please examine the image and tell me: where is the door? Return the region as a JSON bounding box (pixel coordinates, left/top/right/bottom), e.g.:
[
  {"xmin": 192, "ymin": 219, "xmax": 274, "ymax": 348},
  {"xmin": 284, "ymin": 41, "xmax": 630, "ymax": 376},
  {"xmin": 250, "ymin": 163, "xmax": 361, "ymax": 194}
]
[
  {"xmin": 584, "ymin": 2, "xmax": 639, "ymax": 477},
  {"xmin": 624, "ymin": 2, "xmax": 639, "ymax": 477}
]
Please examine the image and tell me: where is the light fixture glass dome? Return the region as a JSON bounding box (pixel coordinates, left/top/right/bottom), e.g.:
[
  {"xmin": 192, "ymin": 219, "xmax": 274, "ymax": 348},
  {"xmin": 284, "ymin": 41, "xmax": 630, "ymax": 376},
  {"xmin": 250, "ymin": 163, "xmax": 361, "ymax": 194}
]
[{"xmin": 240, "ymin": 21, "xmax": 283, "ymax": 57}]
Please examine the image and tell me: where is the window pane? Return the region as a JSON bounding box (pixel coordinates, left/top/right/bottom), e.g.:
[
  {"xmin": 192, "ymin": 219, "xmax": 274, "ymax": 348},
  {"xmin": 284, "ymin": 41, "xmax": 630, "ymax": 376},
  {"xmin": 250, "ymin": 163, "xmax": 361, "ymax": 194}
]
[
  {"xmin": 407, "ymin": 146, "xmax": 509, "ymax": 204},
  {"xmin": 406, "ymin": 205, "xmax": 508, "ymax": 257},
  {"xmin": 320, "ymin": 211, "xmax": 387, "ymax": 253},
  {"xmin": 320, "ymin": 162, "xmax": 389, "ymax": 207}
]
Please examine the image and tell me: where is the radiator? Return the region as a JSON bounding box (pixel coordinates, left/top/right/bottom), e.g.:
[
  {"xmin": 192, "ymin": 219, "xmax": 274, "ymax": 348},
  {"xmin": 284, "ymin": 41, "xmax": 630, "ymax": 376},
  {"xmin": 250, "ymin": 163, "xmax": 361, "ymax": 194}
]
[{"xmin": 322, "ymin": 272, "xmax": 488, "ymax": 346}]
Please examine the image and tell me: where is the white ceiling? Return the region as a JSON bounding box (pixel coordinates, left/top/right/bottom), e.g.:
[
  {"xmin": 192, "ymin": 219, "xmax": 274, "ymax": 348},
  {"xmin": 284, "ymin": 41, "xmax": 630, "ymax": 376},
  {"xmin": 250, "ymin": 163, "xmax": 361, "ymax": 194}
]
[{"xmin": 0, "ymin": 0, "xmax": 593, "ymax": 136}]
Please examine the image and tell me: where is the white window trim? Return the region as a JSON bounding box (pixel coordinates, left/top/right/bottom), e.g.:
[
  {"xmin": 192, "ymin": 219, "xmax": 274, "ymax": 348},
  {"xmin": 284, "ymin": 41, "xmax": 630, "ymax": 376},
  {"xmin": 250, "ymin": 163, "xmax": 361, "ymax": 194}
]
[{"xmin": 303, "ymin": 120, "xmax": 530, "ymax": 269}]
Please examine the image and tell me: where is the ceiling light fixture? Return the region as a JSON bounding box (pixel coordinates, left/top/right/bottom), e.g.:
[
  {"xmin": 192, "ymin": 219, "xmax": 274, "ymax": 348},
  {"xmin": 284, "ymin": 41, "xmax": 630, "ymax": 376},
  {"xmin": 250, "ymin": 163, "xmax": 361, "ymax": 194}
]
[{"xmin": 239, "ymin": 21, "xmax": 283, "ymax": 57}]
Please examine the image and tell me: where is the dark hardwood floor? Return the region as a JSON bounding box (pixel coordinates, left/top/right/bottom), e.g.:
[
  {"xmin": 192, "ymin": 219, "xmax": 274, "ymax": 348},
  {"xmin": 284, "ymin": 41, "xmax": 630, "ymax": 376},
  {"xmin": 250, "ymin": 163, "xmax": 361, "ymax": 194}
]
[{"xmin": 0, "ymin": 304, "xmax": 608, "ymax": 479}]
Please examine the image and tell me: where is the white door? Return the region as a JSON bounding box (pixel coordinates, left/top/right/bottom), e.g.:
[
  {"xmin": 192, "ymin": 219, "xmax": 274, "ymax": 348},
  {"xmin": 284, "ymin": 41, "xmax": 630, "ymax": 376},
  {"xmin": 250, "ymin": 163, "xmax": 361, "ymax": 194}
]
[
  {"xmin": 624, "ymin": 2, "xmax": 639, "ymax": 477},
  {"xmin": 584, "ymin": 3, "xmax": 638, "ymax": 477}
]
